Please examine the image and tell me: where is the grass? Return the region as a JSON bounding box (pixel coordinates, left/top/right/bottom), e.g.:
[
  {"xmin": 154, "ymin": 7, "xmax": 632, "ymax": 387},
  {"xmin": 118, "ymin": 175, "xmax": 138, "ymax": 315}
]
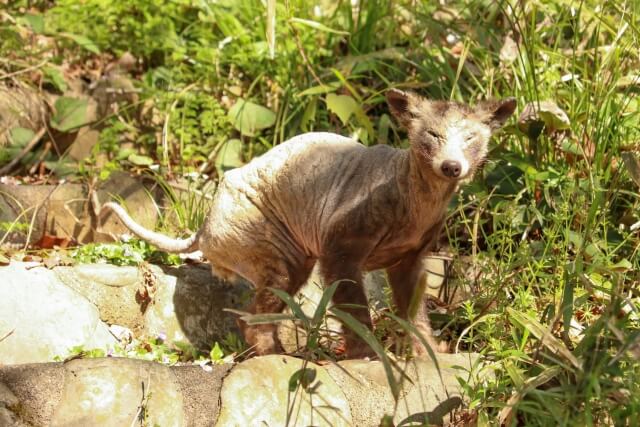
[{"xmin": 1, "ymin": 0, "xmax": 639, "ymax": 424}]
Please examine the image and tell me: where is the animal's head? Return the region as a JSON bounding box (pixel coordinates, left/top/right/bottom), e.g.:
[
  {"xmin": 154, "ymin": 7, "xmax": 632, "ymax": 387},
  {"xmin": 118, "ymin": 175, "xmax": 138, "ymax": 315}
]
[{"xmin": 386, "ymin": 89, "xmax": 516, "ymax": 181}]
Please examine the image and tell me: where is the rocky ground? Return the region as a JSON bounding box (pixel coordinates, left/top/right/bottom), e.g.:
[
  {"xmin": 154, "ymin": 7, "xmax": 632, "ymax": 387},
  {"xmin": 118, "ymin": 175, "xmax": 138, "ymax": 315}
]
[{"xmin": 0, "ymin": 258, "xmax": 479, "ymax": 426}]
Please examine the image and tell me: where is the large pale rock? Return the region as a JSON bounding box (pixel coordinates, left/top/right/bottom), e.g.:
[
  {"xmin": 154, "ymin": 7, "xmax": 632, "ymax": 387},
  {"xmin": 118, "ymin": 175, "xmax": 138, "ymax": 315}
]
[
  {"xmin": 0, "ymin": 358, "xmax": 231, "ymax": 426},
  {"xmin": 0, "ymin": 262, "xmax": 116, "ymax": 364},
  {"xmin": 216, "ymin": 355, "xmax": 352, "ymax": 426},
  {"xmin": 0, "ymin": 83, "xmax": 46, "ymax": 146},
  {"xmin": 326, "ymin": 353, "xmax": 478, "ymax": 426},
  {"xmin": 55, "ymin": 264, "xmax": 147, "ymax": 333},
  {"xmin": 54, "ymin": 262, "xmax": 250, "ymax": 350},
  {"xmin": 51, "ymin": 358, "xmax": 184, "ymax": 426},
  {"xmin": 0, "ymin": 173, "xmax": 164, "ymax": 246},
  {"xmin": 0, "ymin": 183, "xmax": 85, "ymax": 246}
]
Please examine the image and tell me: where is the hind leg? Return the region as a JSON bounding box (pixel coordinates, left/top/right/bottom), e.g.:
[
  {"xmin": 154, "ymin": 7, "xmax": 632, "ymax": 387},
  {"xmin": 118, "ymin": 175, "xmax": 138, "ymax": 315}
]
[
  {"xmin": 240, "ymin": 260, "xmax": 314, "ymax": 355},
  {"xmin": 320, "ymin": 255, "xmax": 375, "ymax": 359}
]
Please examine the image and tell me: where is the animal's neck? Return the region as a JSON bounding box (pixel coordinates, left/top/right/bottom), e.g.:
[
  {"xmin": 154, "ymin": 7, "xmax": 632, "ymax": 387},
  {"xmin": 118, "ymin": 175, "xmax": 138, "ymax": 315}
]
[{"xmin": 405, "ymin": 148, "xmax": 456, "ymax": 219}]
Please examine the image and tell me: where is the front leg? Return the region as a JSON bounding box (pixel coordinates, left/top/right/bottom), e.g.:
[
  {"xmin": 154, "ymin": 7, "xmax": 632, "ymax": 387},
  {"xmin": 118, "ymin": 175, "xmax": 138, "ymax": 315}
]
[
  {"xmin": 319, "ymin": 254, "xmax": 376, "ymax": 359},
  {"xmin": 386, "ymin": 252, "xmax": 445, "ymax": 355}
]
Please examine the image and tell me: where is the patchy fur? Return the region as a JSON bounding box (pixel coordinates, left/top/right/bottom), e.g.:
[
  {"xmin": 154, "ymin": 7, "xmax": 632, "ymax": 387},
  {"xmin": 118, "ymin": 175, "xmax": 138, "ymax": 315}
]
[{"xmin": 101, "ymin": 90, "xmax": 516, "ymax": 357}]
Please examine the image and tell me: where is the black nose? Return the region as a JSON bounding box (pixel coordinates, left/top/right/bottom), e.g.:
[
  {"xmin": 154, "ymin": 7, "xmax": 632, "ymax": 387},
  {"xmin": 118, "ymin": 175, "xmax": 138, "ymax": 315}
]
[{"xmin": 441, "ymin": 160, "xmax": 462, "ymax": 178}]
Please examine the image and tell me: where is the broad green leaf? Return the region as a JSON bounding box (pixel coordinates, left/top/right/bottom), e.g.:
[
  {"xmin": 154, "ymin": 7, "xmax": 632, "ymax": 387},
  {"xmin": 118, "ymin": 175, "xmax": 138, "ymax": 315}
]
[
  {"xmin": 228, "ymin": 99, "xmax": 276, "ymax": 136},
  {"xmin": 59, "ymin": 33, "xmax": 101, "ymax": 54},
  {"xmin": 290, "ymin": 17, "xmax": 350, "ymax": 35},
  {"xmin": 297, "ymin": 82, "xmax": 340, "ymax": 97},
  {"xmin": 18, "ymin": 13, "xmax": 44, "ymax": 34},
  {"xmin": 9, "ymin": 127, "xmax": 35, "ymax": 146},
  {"xmin": 43, "ymin": 66, "xmax": 68, "ymax": 92},
  {"xmin": 289, "ymin": 368, "xmax": 317, "ymax": 392},
  {"xmin": 326, "ymin": 93, "xmax": 359, "ymax": 125},
  {"xmin": 50, "ymin": 97, "xmax": 89, "ymax": 132},
  {"xmin": 210, "ymin": 342, "xmax": 224, "ymax": 361},
  {"xmin": 517, "ymin": 100, "xmax": 570, "ymax": 137},
  {"xmin": 300, "ymin": 96, "xmax": 317, "ymax": 132},
  {"xmin": 215, "ymin": 139, "xmax": 244, "ymax": 176},
  {"xmin": 127, "ymin": 154, "xmax": 154, "ymax": 166},
  {"xmin": 609, "ymin": 258, "xmax": 632, "ymax": 272}
]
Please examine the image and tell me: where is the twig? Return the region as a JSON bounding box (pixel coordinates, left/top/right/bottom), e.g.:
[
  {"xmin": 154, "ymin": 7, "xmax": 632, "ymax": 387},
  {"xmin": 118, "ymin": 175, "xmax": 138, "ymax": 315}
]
[
  {"xmin": 284, "ymin": 0, "xmax": 324, "ymax": 86},
  {"xmin": 28, "ymin": 141, "xmax": 52, "ymax": 175},
  {"xmin": 0, "ymin": 59, "xmax": 49, "ymax": 80},
  {"xmin": 0, "ymin": 127, "xmax": 46, "ymax": 176},
  {"xmin": 0, "ymin": 329, "xmax": 14, "ymax": 343}
]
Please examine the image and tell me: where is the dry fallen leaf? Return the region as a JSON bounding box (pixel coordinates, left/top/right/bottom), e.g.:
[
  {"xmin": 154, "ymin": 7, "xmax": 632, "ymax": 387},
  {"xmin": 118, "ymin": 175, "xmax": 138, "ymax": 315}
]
[
  {"xmin": 500, "ymin": 35, "xmax": 519, "ymax": 65},
  {"xmin": 518, "ymin": 100, "xmax": 570, "ymax": 139}
]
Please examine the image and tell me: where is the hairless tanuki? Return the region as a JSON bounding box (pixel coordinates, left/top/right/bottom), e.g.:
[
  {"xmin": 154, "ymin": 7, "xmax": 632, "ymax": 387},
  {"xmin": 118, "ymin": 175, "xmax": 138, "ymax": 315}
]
[{"xmin": 102, "ymin": 89, "xmax": 516, "ymax": 358}]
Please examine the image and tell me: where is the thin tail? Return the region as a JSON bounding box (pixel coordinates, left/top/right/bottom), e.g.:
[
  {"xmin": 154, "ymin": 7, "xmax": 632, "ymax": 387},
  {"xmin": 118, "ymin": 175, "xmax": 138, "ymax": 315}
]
[{"xmin": 100, "ymin": 202, "xmax": 198, "ymax": 253}]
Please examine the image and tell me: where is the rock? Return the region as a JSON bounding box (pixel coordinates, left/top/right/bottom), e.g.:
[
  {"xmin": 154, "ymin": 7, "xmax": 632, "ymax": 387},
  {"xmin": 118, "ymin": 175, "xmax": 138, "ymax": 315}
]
[
  {"xmin": 0, "ymin": 83, "xmax": 47, "ymax": 147},
  {"xmin": 51, "ymin": 358, "xmax": 184, "ymax": 426},
  {"xmin": 173, "ymin": 364, "xmax": 233, "ymax": 427},
  {"xmin": 0, "ymin": 362, "xmax": 64, "ymax": 426},
  {"xmin": 55, "ymin": 264, "xmax": 147, "ymax": 333},
  {"xmin": 326, "ymin": 353, "xmax": 479, "ymax": 426},
  {"xmin": 0, "ymin": 182, "xmax": 85, "ymax": 246},
  {"xmin": 0, "ymin": 358, "xmax": 231, "ymax": 427},
  {"xmin": 0, "ymin": 352, "xmax": 480, "ymax": 427},
  {"xmin": 55, "ymin": 262, "xmax": 250, "ymax": 350},
  {"xmin": 0, "ymin": 173, "xmax": 164, "ymax": 246},
  {"xmin": 0, "ymin": 262, "xmax": 117, "ymax": 364},
  {"xmin": 216, "ymin": 355, "xmax": 352, "ymax": 426},
  {"xmin": 146, "ymin": 264, "xmax": 251, "ymax": 349},
  {"xmin": 66, "ymin": 128, "xmax": 99, "ymax": 161},
  {"xmin": 0, "ymin": 381, "xmax": 30, "ymax": 427},
  {"xmin": 95, "ymin": 171, "xmax": 164, "ymax": 242}
]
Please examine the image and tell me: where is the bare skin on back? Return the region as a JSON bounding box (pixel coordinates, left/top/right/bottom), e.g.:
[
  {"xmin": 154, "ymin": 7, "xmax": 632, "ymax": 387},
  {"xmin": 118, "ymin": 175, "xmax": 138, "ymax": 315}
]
[{"xmin": 102, "ymin": 90, "xmax": 516, "ymax": 358}]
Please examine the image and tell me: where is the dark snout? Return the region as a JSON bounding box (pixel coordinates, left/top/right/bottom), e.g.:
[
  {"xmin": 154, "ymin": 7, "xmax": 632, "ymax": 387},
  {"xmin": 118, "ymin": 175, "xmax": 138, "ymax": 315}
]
[{"xmin": 441, "ymin": 160, "xmax": 462, "ymax": 178}]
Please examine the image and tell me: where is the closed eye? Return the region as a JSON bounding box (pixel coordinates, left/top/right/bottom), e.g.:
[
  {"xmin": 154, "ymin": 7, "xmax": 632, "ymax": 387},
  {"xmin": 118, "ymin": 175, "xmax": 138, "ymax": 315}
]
[{"xmin": 427, "ymin": 130, "xmax": 440, "ymax": 139}]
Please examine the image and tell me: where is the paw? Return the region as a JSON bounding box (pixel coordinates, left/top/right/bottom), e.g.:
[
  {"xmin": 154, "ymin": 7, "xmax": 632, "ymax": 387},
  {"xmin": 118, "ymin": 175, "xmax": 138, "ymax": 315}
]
[
  {"xmin": 411, "ymin": 336, "xmax": 449, "ymax": 356},
  {"xmin": 244, "ymin": 326, "xmax": 280, "ymax": 355}
]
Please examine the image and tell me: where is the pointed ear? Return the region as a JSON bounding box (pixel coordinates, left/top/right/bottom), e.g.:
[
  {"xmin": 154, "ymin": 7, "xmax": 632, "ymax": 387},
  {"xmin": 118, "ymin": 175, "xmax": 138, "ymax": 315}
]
[
  {"xmin": 480, "ymin": 97, "xmax": 517, "ymax": 129},
  {"xmin": 386, "ymin": 89, "xmax": 419, "ymax": 127}
]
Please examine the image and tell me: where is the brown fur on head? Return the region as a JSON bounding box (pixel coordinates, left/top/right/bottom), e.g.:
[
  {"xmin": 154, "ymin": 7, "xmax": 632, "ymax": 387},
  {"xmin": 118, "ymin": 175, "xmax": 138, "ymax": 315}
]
[{"xmin": 386, "ymin": 89, "xmax": 516, "ymax": 181}]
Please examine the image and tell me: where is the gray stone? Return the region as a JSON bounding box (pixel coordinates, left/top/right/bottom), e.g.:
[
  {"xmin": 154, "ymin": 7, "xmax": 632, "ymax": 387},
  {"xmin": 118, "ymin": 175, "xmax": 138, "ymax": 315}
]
[
  {"xmin": 0, "ymin": 358, "xmax": 231, "ymax": 427},
  {"xmin": 0, "ymin": 83, "xmax": 46, "ymax": 147},
  {"xmin": 51, "ymin": 358, "xmax": 185, "ymax": 427},
  {"xmin": 55, "ymin": 262, "xmax": 250, "ymax": 350},
  {"xmin": 0, "ymin": 362, "xmax": 64, "ymax": 426},
  {"xmin": 325, "ymin": 353, "xmax": 479, "ymax": 426},
  {"xmin": 173, "ymin": 364, "xmax": 233, "ymax": 427},
  {"xmin": 0, "ymin": 183, "xmax": 86, "ymax": 246},
  {"xmin": 0, "ymin": 262, "xmax": 117, "ymax": 364},
  {"xmin": 216, "ymin": 355, "xmax": 352, "ymax": 427},
  {"xmin": 54, "ymin": 264, "xmax": 147, "ymax": 333},
  {"xmin": 95, "ymin": 171, "xmax": 164, "ymax": 243},
  {"xmin": 147, "ymin": 264, "xmax": 251, "ymax": 350}
]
